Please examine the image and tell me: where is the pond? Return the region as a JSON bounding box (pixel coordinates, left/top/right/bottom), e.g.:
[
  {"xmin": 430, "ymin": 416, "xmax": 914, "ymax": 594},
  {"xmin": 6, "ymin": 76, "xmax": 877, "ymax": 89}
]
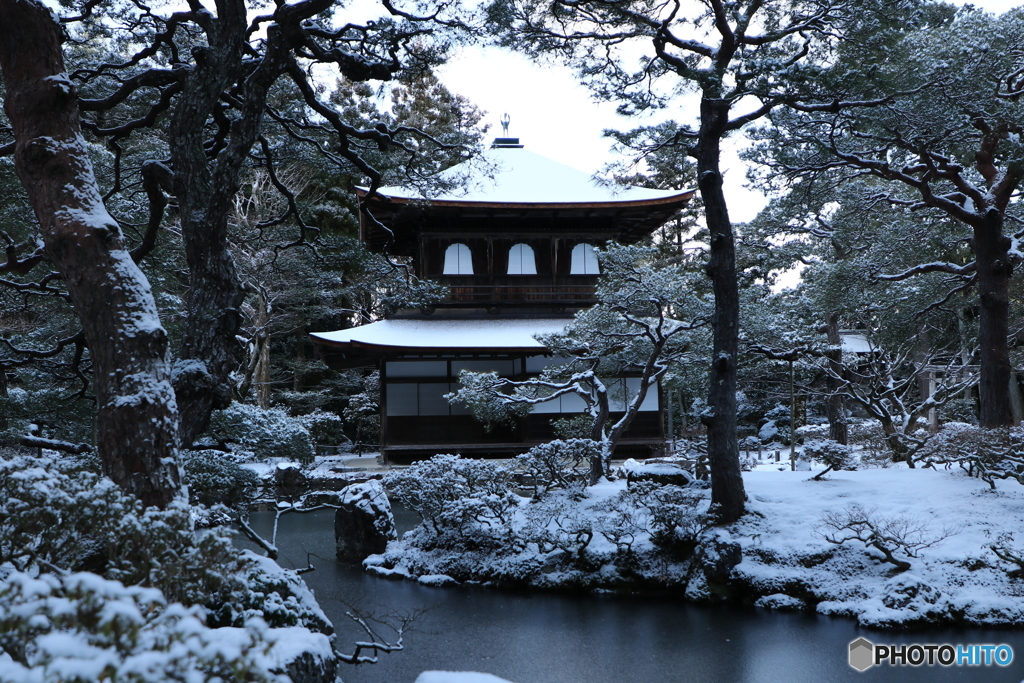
[{"xmin": 241, "ymin": 509, "xmax": 1024, "ymax": 683}]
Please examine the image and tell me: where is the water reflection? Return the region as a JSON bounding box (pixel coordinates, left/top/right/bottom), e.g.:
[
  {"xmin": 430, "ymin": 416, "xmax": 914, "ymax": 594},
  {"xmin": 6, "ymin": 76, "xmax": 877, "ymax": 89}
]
[{"xmin": 241, "ymin": 509, "xmax": 1024, "ymax": 683}]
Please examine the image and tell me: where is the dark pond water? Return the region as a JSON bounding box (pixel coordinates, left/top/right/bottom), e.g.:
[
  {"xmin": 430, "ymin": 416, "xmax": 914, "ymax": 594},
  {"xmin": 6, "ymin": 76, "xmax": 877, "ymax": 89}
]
[{"xmin": 241, "ymin": 509, "xmax": 1024, "ymax": 683}]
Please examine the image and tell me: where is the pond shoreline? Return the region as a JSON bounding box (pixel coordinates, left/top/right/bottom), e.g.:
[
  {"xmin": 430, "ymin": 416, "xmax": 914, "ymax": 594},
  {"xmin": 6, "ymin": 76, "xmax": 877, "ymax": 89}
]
[{"xmin": 362, "ymin": 466, "xmax": 1024, "ymax": 631}]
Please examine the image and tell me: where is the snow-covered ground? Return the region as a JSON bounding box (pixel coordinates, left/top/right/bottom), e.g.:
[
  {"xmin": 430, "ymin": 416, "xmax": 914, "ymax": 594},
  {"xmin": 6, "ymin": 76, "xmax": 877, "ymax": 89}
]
[
  {"xmin": 370, "ymin": 457, "xmax": 1024, "ymax": 629},
  {"xmin": 734, "ymin": 462, "xmax": 1024, "ymax": 627}
]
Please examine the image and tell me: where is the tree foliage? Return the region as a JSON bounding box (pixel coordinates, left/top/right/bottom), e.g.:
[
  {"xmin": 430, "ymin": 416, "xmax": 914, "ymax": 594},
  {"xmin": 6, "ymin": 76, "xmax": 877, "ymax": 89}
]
[
  {"xmin": 448, "ymin": 243, "xmax": 709, "ymax": 483},
  {"xmin": 749, "ymin": 2, "xmax": 1024, "ymax": 427}
]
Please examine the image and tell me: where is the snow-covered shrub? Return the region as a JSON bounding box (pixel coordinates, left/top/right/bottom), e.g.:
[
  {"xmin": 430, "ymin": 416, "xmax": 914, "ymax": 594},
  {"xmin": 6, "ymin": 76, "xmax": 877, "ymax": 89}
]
[
  {"xmin": 987, "ymin": 532, "xmax": 1024, "ymax": 578},
  {"xmin": 592, "ymin": 493, "xmax": 646, "ymax": 556},
  {"xmin": 758, "ymin": 419, "xmax": 781, "ymax": 444},
  {"xmin": 550, "ymin": 414, "xmax": 592, "ymax": 440},
  {"xmin": 515, "ymin": 439, "xmax": 597, "ymax": 497},
  {"xmin": 915, "ymin": 424, "xmax": 1024, "ymax": 488},
  {"xmin": 521, "ymin": 494, "xmax": 595, "ymax": 558},
  {"xmin": 207, "ymin": 402, "xmax": 315, "ymax": 463},
  {"xmin": 0, "ymin": 387, "xmax": 94, "ymax": 448},
  {"xmin": 735, "ymin": 391, "xmax": 759, "ymax": 425},
  {"xmin": 299, "ymin": 410, "xmax": 348, "ymax": 452},
  {"xmin": 818, "ymin": 504, "xmax": 959, "ymax": 572},
  {"xmin": 182, "ymin": 450, "xmax": 259, "ymax": 508},
  {"xmin": 0, "ymin": 569, "xmax": 290, "ymax": 683},
  {"xmin": 802, "ymin": 439, "xmax": 855, "ymax": 480},
  {"xmin": 342, "ymin": 371, "xmax": 380, "ymax": 449},
  {"xmin": 759, "ymin": 404, "xmax": 792, "ymax": 444},
  {"xmin": 846, "ymin": 421, "xmax": 890, "ymax": 467},
  {"xmin": 0, "ymin": 452, "xmax": 325, "ymax": 632},
  {"xmin": 916, "ymin": 422, "xmax": 982, "ymax": 463},
  {"xmin": 941, "ymin": 396, "xmax": 978, "ymax": 425},
  {"xmin": 629, "ymin": 482, "xmax": 709, "ymax": 551},
  {"xmin": 795, "ymin": 423, "xmax": 829, "ymax": 440},
  {"xmin": 383, "ymin": 454, "xmax": 519, "ymax": 539}
]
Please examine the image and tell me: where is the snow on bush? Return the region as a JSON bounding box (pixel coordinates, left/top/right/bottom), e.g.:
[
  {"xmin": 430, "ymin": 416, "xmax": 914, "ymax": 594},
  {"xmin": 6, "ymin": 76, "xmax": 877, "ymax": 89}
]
[
  {"xmin": 515, "ymin": 439, "xmax": 596, "ymax": 497},
  {"xmin": 182, "ymin": 450, "xmax": 259, "ymax": 508},
  {"xmin": 0, "ymin": 569, "xmax": 290, "ymax": 683},
  {"xmin": 801, "ymin": 439, "xmax": 854, "ymax": 479},
  {"xmin": 818, "ymin": 504, "xmax": 960, "ymax": 573},
  {"xmin": 0, "ymin": 388, "xmax": 94, "ymax": 448},
  {"xmin": 207, "ymin": 402, "xmax": 315, "ymax": 463},
  {"xmin": 915, "ymin": 423, "xmax": 1024, "ymax": 487},
  {"xmin": 757, "ymin": 419, "xmax": 780, "ymax": 444},
  {"xmin": 298, "ymin": 410, "xmax": 348, "ymax": 451},
  {"xmin": 0, "ymin": 452, "xmax": 327, "ymax": 633},
  {"xmin": 383, "ymin": 455, "xmax": 519, "ymax": 540},
  {"xmin": 377, "ymin": 454, "xmax": 710, "ymax": 588}
]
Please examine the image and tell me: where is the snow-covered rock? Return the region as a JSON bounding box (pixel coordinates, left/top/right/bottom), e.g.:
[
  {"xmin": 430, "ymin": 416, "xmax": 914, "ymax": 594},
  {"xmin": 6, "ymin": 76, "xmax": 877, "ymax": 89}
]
[
  {"xmin": 754, "ymin": 593, "xmax": 806, "ymax": 611},
  {"xmin": 415, "ymin": 673, "xmax": 516, "ymax": 683},
  {"xmin": 620, "ymin": 458, "xmax": 695, "ymax": 487},
  {"xmin": 335, "ymin": 480, "xmax": 396, "ymax": 562}
]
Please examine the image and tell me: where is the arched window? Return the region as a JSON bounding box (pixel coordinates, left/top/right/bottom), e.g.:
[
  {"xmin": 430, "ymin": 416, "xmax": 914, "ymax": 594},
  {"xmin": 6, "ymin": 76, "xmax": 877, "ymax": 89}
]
[
  {"xmin": 443, "ymin": 243, "xmax": 474, "ymax": 275},
  {"xmin": 570, "ymin": 243, "xmax": 600, "ymax": 275},
  {"xmin": 507, "ymin": 243, "xmax": 537, "ymax": 275}
]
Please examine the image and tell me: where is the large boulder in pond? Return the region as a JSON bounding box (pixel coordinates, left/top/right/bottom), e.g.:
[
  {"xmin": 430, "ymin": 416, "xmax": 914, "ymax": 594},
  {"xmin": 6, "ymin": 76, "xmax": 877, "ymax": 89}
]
[
  {"xmin": 275, "ymin": 463, "xmax": 308, "ymax": 498},
  {"xmin": 335, "ymin": 480, "xmax": 396, "ymax": 562}
]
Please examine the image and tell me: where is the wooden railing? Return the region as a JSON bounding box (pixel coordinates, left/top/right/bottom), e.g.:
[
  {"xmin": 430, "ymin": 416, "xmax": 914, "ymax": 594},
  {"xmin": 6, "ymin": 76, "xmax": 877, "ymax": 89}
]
[{"xmin": 437, "ymin": 276, "xmax": 598, "ymax": 306}]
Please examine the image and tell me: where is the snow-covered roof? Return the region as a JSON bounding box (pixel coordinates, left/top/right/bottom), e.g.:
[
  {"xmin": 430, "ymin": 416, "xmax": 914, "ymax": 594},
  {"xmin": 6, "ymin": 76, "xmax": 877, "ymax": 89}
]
[
  {"xmin": 840, "ymin": 331, "xmax": 873, "ymax": 354},
  {"xmin": 310, "ymin": 318, "xmax": 569, "ymax": 352},
  {"xmin": 362, "ymin": 145, "xmax": 693, "ymax": 208}
]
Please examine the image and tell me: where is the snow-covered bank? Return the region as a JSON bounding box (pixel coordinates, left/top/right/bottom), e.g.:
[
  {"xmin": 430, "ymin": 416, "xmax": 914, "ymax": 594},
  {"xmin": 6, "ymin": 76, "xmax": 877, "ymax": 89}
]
[
  {"xmin": 734, "ymin": 466, "xmax": 1024, "ymax": 627},
  {"xmin": 368, "ymin": 462, "xmax": 1024, "ymax": 629}
]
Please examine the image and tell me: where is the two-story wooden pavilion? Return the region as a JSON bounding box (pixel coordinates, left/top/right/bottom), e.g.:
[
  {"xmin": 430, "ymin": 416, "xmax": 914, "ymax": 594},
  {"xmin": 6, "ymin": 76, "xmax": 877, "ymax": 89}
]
[{"xmin": 311, "ymin": 137, "xmax": 694, "ymax": 462}]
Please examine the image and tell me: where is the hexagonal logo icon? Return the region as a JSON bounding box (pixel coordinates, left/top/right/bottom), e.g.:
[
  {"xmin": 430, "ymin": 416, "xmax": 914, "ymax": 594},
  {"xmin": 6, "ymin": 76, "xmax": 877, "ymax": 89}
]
[{"xmin": 849, "ymin": 637, "xmax": 875, "ymax": 672}]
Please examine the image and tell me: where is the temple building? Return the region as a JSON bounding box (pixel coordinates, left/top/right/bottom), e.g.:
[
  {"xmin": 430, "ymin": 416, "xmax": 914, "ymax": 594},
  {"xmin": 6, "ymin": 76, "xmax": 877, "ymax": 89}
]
[{"xmin": 310, "ymin": 136, "xmax": 694, "ymax": 462}]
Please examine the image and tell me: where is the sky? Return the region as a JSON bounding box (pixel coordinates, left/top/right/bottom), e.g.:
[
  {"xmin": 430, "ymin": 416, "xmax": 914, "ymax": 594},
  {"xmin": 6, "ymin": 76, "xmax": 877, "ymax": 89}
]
[{"xmin": 436, "ymin": 0, "xmax": 1024, "ymax": 223}]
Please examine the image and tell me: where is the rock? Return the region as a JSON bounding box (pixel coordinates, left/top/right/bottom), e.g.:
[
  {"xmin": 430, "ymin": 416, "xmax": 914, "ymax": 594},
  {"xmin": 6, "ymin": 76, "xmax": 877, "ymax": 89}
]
[
  {"xmin": 283, "ymin": 650, "xmax": 338, "ymax": 683},
  {"xmin": 792, "ymin": 449, "xmax": 812, "ymax": 472},
  {"xmin": 754, "ymin": 593, "xmax": 805, "ymax": 611},
  {"xmin": 415, "ymin": 673, "xmax": 516, "ymax": 683},
  {"xmin": 275, "ymin": 463, "xmax": 308, "ymax": 498},
  {"xmin": 268, "ymin": 627, "xmax": 337, "ymax": 683},
  {"xmin": 335, "ymin": 480, "xmax": 396, "ymax": 562},
  {"xmin": 881, "ymin": 573, "xmax": 941, "ymax": 610},
  {"xmin": 620, "ymin": 458, "xmax": 696, "ymax": 487},
  {"xmin": 699, "ymin": 531, "xmax": 742, "ymax": 585}
]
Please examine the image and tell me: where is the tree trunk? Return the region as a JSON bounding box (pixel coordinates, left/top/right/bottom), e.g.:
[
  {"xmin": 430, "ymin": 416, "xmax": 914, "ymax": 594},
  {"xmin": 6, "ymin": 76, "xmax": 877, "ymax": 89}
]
[
  {"xmin": 0, "ymin": 0, "xmax": 181, "ymax": 507},
  {"xmin": 168, "ymin": 2, "xmax": 248, "ymax": 446},
  {"xmin": 0, "ymin": 363, "xmax": 8, "ymax": 432},
  {"xmin": 696, "ymin": 98, "xmax": 745, "ymax": 523},
  {"xmin": 294, "ymin": 328, "xmax": 306, "ymax": 391},
  {"xmin": 972, "ymin": 211, "xmax": 1014, "ymax": 427},
  {"xmin": 824, "ymin": 314, "xmax": 848, "ymax": 444},
  {"xmin": 588, "ymin": 384, "xmax": 611, "ymax": 483}
]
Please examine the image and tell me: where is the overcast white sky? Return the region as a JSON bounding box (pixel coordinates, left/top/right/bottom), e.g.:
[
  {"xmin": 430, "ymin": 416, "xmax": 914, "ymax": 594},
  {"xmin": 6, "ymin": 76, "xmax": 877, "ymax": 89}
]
[{"xmin": 437, "ymin": 0, "xmax": 1023, "ymax": 222}]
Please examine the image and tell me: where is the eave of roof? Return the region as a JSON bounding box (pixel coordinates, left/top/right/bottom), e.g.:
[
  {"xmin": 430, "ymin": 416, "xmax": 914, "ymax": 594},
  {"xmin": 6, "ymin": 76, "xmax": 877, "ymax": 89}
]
[{"xmin": 310, "ymin": 318, "xmax": 570, "ymax": 353}]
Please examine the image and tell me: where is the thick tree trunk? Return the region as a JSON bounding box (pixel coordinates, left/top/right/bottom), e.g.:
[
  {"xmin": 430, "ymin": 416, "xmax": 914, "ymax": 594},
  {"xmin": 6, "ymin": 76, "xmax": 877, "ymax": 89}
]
[
  {"xmin": 0, "ymin": 0, "xmax": 181, "ymax": 507},
  {"xmin": 972, "ymin": 212, "xmax": 1014, "ymax": 427},
  {"xmin": 0, "ymin": 363, "xmax": 7, "ymax": 432},
  {"xmin": 696, "ymin": 98, "xmax": 745, "ymax": 523},
  {"xmin": 824, "ymin": 314, "xmax": 848, "ymax": 444},
  {"xmin": 168, "ymin": 0, "xmax": 248, "ymax": 447},
  {"xmin": 588, "ymin": 387, "xmax": 611, "ymax": 483},
  {"xmin": 168, "ymin": 2, "xmax": 330, "ymax": 447}
]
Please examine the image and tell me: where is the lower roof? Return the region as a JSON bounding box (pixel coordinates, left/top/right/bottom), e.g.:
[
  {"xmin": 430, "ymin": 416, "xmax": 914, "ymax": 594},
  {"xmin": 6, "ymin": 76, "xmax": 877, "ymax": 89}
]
[{"xmin": 310, "ymin": 318, "xmax": 570, "ymax": 354}]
